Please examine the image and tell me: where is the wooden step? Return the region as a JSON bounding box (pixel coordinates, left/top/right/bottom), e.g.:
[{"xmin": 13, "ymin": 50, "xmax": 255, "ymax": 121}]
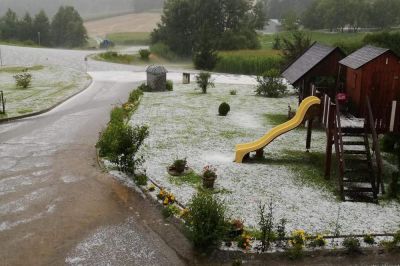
[
  {"xmin": 343, "ymin": 178, "xmax": 371, "ymax": 184},
  {"xmin": 344, "ymin": 196, "xmax": 376, "ymax": 203},
  {"xmin": 344, "ymin": 186, "xmax": 374, "ymax": 193},
  {"xmin": 344, "ymin": 168, "xmax": 371, "ymax": 174},
  {"xmin": 342, "ymin": 141, "xmax": 365, "ymax": 146},
  {"xmin": 342, "ymin": 132, "xmax": 364, "ymax": 137},
  {"xmin": 341, "ymin": 127, "xmax": 364, "ymax": 134},
  {"xmin": 344, "ymin": 150, "xmax": 367, "ymax": 155}
]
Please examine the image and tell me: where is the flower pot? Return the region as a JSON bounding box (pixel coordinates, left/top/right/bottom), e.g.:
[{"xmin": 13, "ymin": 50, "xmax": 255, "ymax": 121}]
[
  {"xmin": 202, "ymin": 176, "xmax": 216, "ymax": 189},
  {"xmin": 229, "ymin": 228, "xmax": 244, "ymax": 238}
]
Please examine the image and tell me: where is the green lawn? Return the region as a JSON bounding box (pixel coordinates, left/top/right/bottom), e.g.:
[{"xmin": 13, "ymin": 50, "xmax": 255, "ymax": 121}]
[
  {"xmin": 106, "ymin": 32, "xmax": 151, "ymax": 45},
  {"xmin": 0, "ymin": 65, "xmax": 90, "ymax": 119}
]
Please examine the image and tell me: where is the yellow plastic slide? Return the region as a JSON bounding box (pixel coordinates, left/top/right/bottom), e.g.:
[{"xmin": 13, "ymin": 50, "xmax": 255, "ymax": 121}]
[{"xmin": 235, "ymin": 96, "xmax": 321, "ymax": 163}]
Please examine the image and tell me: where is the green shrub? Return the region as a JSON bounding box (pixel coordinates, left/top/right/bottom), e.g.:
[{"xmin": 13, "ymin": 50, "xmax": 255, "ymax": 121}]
[
  {"xmin": 128, "ymin": 89, "xmax": 143, "ymax": 103},
  {"xmin": 255, "ymin": 69, "xmax": 287, "ymax": 98},
  {"xmin": 14, "ymin": 71, "xmax": 32, "ymax": 89},
  {"xmin": 363, "ymin": 234, "xmax": 375, "ymax": 245},
  {"xmin": 98, "ymin": 51, "xmax": 135, "ymax": 64},
  {"xmin": 162, "ymin": 204, "xmax": 180, "ymax": 218},
  {"xmin": 381, "ymin": 133, "xmax": 399, "ymax": 153},
  {"xmin": 150, "ymin": 42, "xmax": 178, "ymax": 61},
  {"xmin": 218, "ymin": 102, "xmax": 230, "ymax": 116},
  {"xmin": 97, "ymin": 123, "xmax": 149, "ymax": 174},
  {"xmin": 139, "ymin": 49, "xmax": 151, "ymax": 60},
  {"xmin": 196, "ymin": 72, "xmax": 215, "ymax": 94},
  {"xmin": 166, "ymin": 80, "xmax": 173, "ymax": 91},
  {"xmin": 334, "ymin": 40, "xmax": 364, "ymax": 55},
  {"xmin": 363, "ymin": 31, "xmax": 400, "ymax": 56},
  {"xmin": 187, "ymin": 192, "xmax": 228, "ymax": 250},
  {"xmin": 393, "ymin": 230, "xmax": 400, "ymax": 245},
  {"xmin": 343, "ymin": 237, "xmax": 361, "ymax": 253},
  {"xmin": 272, "ymin": 34, "xmax": 281, "ymax": 50},
  {"xmin": 193, "ymin": 48, "xmax": 219, "ymax": 70},
  {"xmin": 172, "ymin": 158, "xmax": 187, "ymax": 173},
  {"xmin": 230, "ymin": 89, "xmax": 237, "ymax": 95},
  {"xmin": 138, "ymin": 83, "xmax": 152, "ymax": 92},
  {"xmin": 134, "ymin": 174, "xmax": 148, "ymax": 186},
  {"xmin": 110, "ymin": 106, "xmax": 127, "ymax": 124}
]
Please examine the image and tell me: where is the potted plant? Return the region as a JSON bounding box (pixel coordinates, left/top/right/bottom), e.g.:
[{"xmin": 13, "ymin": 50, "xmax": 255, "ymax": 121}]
[
  {"xmin": 168, "ymin": 158, "xmax": 188, "ymax": 176},
  {"xmin": 229, "ymin": 219, "xmax": 244, "ymax": 238},
  {"xmin": 202, "ymin": 165, "xmax": 217, "ymax": 188}
]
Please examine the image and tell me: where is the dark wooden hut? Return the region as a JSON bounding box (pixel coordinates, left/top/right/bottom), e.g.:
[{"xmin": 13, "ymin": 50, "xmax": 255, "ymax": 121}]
[
  {"xmin": 282, "ymin": 42, "xmax": 345, "ymax": 101},
  {"xmin": 339, "ymin": 45, "xmax": 400, "ymax": 133}
]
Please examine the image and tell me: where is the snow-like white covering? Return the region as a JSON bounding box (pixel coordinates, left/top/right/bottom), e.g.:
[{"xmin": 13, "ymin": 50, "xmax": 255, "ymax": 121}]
[
  {"xmin": 65, "ymin": 217, "xmax": 175, "ymax": 266},
  {"xmin": 129, "ymin": 83, "xmax": 400, "ymax": 235}
]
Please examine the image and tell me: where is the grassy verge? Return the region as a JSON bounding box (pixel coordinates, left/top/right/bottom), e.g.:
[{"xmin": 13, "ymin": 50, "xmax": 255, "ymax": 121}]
[
  {"xmin": 95, "ymin": 51, "xmax": 137, "ymax": 64},
  {"xmin": 0, "ymin": 40, "xmax": 41, "ymax": 48},
  {"xmin": 0, "ymin": 65, "xmax": 44, "ymax": 73},
  {"xmin": 106, "ymin": 32, "xmax": 151, "ymax": 45},
  {"xmin": 0, "ymin": 65, "xmax": 90, "ymax": 119}
]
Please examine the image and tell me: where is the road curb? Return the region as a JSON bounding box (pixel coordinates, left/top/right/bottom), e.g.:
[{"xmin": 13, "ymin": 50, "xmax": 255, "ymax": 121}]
[{"xmin": 0, "ymin": 76, "xmax": 93, "ymax": 124}]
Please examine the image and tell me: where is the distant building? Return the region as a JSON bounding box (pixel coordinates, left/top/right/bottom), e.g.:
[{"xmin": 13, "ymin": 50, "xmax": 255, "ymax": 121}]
[{"xmin": 262, "ymin": 19, "xmax": 282, "ymax": 34}]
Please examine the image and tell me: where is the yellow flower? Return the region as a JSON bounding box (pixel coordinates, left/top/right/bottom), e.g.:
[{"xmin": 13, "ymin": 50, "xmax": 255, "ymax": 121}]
[{"xmin": 163, "ymin": 198, "xmax": 169, "ymax": 205}]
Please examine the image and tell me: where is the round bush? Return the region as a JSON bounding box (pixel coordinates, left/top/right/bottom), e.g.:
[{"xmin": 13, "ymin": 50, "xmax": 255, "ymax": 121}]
[
  {"xmin": 166, "ymin": 80, "xmax": 173, "ymax": 91},
  {"xmin": 218, "ymin": 102, "xmax": 230, "ymax": 116}
]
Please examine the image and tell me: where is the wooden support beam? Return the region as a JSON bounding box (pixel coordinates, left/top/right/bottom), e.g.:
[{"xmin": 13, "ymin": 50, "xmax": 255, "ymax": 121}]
[
  {"xmin": 325, "ymin": 129, "xmax": 333, "ymax": 180},
  {"xmin": 306, "ymin": 119, "xmax": 313, "ymax": 151}
]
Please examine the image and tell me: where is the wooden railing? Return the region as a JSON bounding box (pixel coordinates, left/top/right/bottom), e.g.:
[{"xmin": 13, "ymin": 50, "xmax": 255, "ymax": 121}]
[
  {"xmin": 334, "ymin": 98, "xmax": 345, "ymax": 200},
  {"xmin": 365, "ymin": 96, "xmax": 385, "ymax": 194}
]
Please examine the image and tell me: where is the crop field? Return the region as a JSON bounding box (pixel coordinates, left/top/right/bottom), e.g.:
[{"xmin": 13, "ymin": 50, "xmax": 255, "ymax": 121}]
[{"xmin": 84, "ymin": 12, "xmax": 161, "ymax": 37}]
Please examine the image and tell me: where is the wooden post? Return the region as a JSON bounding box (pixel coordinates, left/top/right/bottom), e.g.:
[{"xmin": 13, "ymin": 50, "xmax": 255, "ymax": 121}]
[
  {"xmin": 256, "ymin": 149, "xmax": 264, "ymax": 158},
  {"xmin": 306, "ymin": 118, "xmax": 313, "ymax": 151},
  {"xmin": 324, "ymin": 105, "xmax": 335, "ymax": 180},
  {"xmin": 324, "ymin": 129, "xmax": 333, "ymax": 179},
  {"xmin": 0, "ymin": 91, "xmax": 4, "ymax": 114}
]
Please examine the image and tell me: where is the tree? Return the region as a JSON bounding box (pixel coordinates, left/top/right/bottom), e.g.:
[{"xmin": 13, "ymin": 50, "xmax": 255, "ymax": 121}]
[
  {"xmin": 281, "ymin": 10, "xmax": 298, "ymax": 31},
  {"xmin": 347, "ymin": 0, "xmax": 369, "ymax": 32},
  {"xmin": 301, "ymin": 0, "xmax": 324, "ymax": 30},
  {"xmin": 255, "ymin": 68, "xmax": 287, "ymax": 97},
  {"xmin": 252, "ymin": 0, "xmax": 268, "ymax": 30},
  {"xmin": 0, "ymin": 9, "xmax": 19, "ymax": 40},
  {"xmin": 369, "ymin": 0, "xmax": 400, "ymax": 29},
  {"xmin": 33, "ymin": 10, "xmax": 51, "ymax": 46},
  {"xmin": 151, "ymin": 0, "xmax": 194, "ymax": 56},
  {"xmin": 51, "ymin": 6, "xmax": 87, "ymax": 47},
  {"xmin": 18, "ymin": 13, "xmax": 33, "ymax": 41},
  {"xmin": 151, "ymin": 0, "xmax": 261, "ymax": 59},
  {"xmin": 281, "ymin": 30, "xmax": 311, "ymax": 63}
]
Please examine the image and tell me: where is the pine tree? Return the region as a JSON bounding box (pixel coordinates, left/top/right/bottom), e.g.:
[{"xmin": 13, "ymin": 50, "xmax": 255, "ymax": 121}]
[
  {"xmin": 51, "ymin": 6, "xmax": 87, "ymax": 47},
  {"xmin": 18, "ymin": 13, "xmax": 33, "ymax": 41},
  {"xmin": 33, "ymin": 10, "xmax": 51, "ymax": 46},
  {"xmin": 0, "ymin": 9, "xmax": 19, "ymax": 40}
]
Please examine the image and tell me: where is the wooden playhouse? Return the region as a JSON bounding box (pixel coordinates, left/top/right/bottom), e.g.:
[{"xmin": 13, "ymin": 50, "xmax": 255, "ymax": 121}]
[
  {"xmin": 339, "ymin": 45, "xmax": 400, "ymax": 133},
  {"xmin": 282, "ymin": 43, "xmax": 400, "ymax": 202}
]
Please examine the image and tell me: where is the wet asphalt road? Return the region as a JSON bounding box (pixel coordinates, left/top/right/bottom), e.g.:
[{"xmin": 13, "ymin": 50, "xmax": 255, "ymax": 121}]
[{"xmin": 0, "ymin": 45, "xmax": 193, "ymax": 265}]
